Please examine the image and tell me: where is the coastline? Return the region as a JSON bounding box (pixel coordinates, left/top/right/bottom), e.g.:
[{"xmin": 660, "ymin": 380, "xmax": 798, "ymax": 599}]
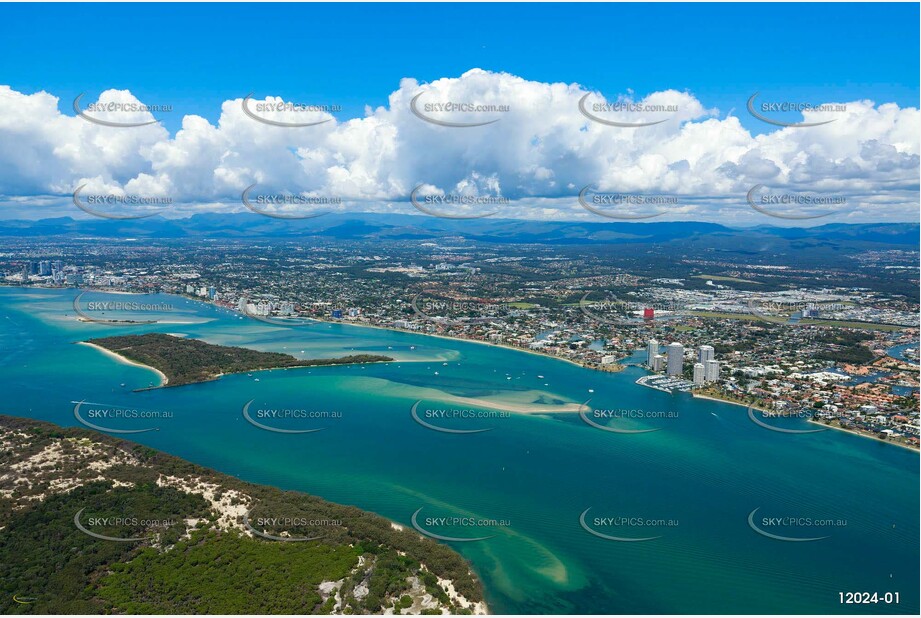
[
  {"xmin": 694, "ymin": 390, "xmax": 919, "ymax": 452},
  {"xmin": 77, "ymin": 318, "xmax": 583, "ymax": 415},
  {"xmin": 76, "ymin": 341, "xmax": 169, "ymax": 387},
  {"xmin": 0, "ymin": 413, "xmax": 490, "ymax": 614},
  {"xmin": 692, "ymin": 393, "xmax": 769, "ymax": 413},
  {"xmin": 21, "ymin": 285, "xmax": 615, "ymax": 373},
  {"xmin": 140, "ymin": 362, "xmax": 584, "ymax": 415},
  {"xmin": 131, "ymin": 358, "xmax": 394, "ymax": 392},
  {"xmin": 807, "ymin": 418, "xmax": 920, "ymax": 453},
  {"xmin": 2, "ymin": 288, "xmax": 916, "ymax": 613},
  {"xmin": 295, "ymin": 313, "xmax": 622, "ymax": 372},
  {"xmin": 166, "ymin": 290, "xmax": 618, "ymax": 372}
]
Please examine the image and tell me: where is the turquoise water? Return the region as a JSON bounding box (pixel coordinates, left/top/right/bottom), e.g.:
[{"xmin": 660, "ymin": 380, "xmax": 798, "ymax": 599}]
[{"xmin": 2, "ymin": 287, "xmax": 918, "ymax": 614}]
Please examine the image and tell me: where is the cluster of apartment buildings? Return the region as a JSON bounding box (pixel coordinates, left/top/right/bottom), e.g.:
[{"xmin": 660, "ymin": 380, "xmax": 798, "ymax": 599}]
[
  {"xmin": 646, "ymin": 339, "xmax": 720, "ymax": 385},
  {"xmin": 17, "ymin": 260, "xmax": 84, "ymax": 285}
]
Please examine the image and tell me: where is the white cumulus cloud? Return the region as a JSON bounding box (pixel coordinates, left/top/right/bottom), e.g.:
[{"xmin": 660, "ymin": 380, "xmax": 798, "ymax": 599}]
[{"xmin": 0, "ymin": 70, "xmax": 917, "ymax": 224}]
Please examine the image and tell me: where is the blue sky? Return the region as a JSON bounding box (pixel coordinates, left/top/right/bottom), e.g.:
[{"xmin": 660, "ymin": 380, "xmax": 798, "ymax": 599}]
[
  {"xmin": 2, "ymin": 2, "xmax": 918, "ymax": 134},
  {"xmin": 0, "ymin": 3, "xmax": 918, "ymax": 224}
]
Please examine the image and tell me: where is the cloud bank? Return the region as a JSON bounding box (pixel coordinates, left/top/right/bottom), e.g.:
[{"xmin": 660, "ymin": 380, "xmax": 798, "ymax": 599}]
[{"xmin": 0, "ymin": 69, "xmax": 918, "ymax": 224}]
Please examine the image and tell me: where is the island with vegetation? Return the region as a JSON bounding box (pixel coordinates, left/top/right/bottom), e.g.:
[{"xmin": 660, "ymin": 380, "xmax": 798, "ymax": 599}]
[
  {"xmin": 0, "ymin": 415, "xmax": 486, "ymax": 614},
  {"xmin": 84, "ymin": 333, "xmax": 392, "ymax": 388}
]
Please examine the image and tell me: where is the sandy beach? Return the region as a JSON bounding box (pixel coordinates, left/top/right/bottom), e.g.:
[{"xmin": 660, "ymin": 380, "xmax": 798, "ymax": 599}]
[
  {"xmin": 76, "ymin": 341, "xmax": 169, "ymax": 387},
  {"xmin": 692, "ymin": 393, "xmax": 769, "ymax": 413}
]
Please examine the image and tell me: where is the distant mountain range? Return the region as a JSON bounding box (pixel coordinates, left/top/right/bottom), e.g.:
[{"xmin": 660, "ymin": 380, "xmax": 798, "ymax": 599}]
[{"xmin": 0, "ymin": 213, "xmax": 917, "ymax": 247}]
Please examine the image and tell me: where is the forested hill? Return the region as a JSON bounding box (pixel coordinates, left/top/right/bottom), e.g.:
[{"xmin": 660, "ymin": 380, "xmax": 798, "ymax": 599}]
[{"xmin": 0, "ymin": 415, "xmax": 485, "ymax": 615}]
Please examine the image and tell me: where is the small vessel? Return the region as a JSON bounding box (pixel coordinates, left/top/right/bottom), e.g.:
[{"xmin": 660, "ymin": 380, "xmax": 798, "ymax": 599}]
[
  {"xmin": 434, "ymin": 371, "xmax": 439, "ymax": 375},
  {"xmin": 588, "ymin": 389, "xmax": 594, "ymax": 393},
  {"xmin": 537, "ymin": 375, "xmax": 544, "ymax": 379}
]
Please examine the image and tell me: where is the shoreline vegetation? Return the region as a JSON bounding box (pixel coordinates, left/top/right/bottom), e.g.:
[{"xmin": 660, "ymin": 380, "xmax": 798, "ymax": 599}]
[
  {"xmin": 0, "ymin": 414, "xmax": 487, "ymax": 614},
  {"xmin": 82, "ymin": 333, "xmax": 584, "ymax": 416},
  {"xmin": 82, "ymin": 333, "xmax": 392, "ymax": 390}
]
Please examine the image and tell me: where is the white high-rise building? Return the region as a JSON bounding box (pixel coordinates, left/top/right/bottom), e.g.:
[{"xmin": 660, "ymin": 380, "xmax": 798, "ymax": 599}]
[
  {"xmin": 666, "ymin": 342, "xmax": 684, "ymax": 376},
  {"xmin": 646, "ymin": 339, "xmax": 659, "ymax": 367},
  {"xmin": 652, "ymin": 354, "xmax": 666, "ymax": 372},
  {"xmin": 705, "ymin": 359, "xmax": 720, "ymax": 382},
  {"xmin": 698, "ymin": 345, "xmax": 715, "ymax": 364},
  {"xmin": 693, "ymin": 362, "xmax": 706, "ymax": 385}
]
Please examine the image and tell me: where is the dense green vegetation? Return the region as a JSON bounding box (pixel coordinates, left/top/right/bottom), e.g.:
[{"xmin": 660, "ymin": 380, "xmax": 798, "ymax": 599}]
[
  {"xmin": 86, "ymin": 333, "xmax": 391, "ymax": 387},
  {"xmin": 97, "ymin": 530, "xmax": 358, "ymax": 613},
  {"xmin": 812, "ymin": 331, "xmax": 875, "ymax": 364},
  {"xmin": 0, "ymin": 415, "xmax": 483, "ymax": 614},
  {"xmin": 0, "ymin": 482, "xmax": 210, "ymax": 614}
]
